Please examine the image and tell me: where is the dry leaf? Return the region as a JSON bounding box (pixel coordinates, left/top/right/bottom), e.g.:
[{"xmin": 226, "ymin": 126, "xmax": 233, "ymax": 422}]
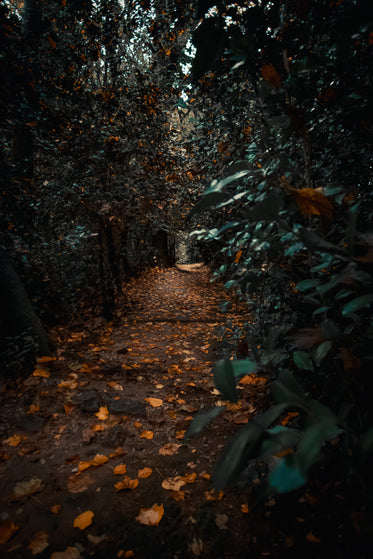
[
  {"xmin": 7, "ymin": 434, "xmax": 25, "ymax": 447},
  {"xmin": 306, "ymin": 531, "xmax": 321, "ymax": 543},
  {"xmin": 205, "ymin": 489, "xmax": 224, "ymax": 501},
  {"xmin": 145, "ymin": 397, "xmax": 163, "ymax": 408},
  {"xmin": 162, "ymin": 476, "xmax": 186, "ymax": 491},
  {"xmin": 92, "ymin": 424, "xmax": 104, "ymax": 432},
  {"xmin": 138, "ymin": 467, "xmax": 152, "ymax": 479},
  {"xmin": 73, "ymin": 510, "xmax": 94, "ymax": 530},
  {"xmin": 140, "ymin": 430, "xmax": 154, "ymax": 439},
  {"xmin": 289, "ymin": 188, "xmax": 333, "ymax": 221},
  {"xmin": 134, "ymin": 421, "xmax": 143, "ymax": 429},
  {"xmin": 33, "ymin": 368, "xmax": 50, "ymax": 378},
  {"xmin": 135, "ymin": 503, "xmax": 164, "ymax": 526},
  {"xmin": 13, "ymin": 478, "xmax": 44, "ymax": 498},
  {"xmin": 261, "ymin": 63, "xmax": 282, "ymax": 88},
  {"xmin": 27, "ymin": 404, "xmax": 40, "ymax": 414},
  {"xmin": 50, "ymin": 546, "xmax": 81, "ymax": 559},
  {"xmin": 176, "ymin": 430, "xmax": 186, "ymax": 439},
  {"xmin": 0, "ymin": 519, "xmax": 19, "ymax": 544},
  {"xmin": 58, "ymin": 380, "xmax": 78, "ymax": 389},
  {"xmin": 109, "ymin": 447, "xmax": 126, "ymax": 459},
  {"xmin": 64, "ymin": 403, "xmax": 74, "ymax": 415},
  {"xmin": 51, "ymin": 504, "xmax": 62, "ymax": 514},
  {"xmin": 37, "ymin": 356, "xmax": 56, "ymax": 363},
  {"xmin": 171, "ymin": 490, "xmax": 185, "ymax": 501},
  {"xmin": 95, "ymin": 406, "xmax": 109, "ymax": 420},
  {"xmin": 113, "ymin": 464, "xmax": 127, "ymax": 475},
  {"xmin": 234, "ymin": 249, "xmax": 243, "ymax": 264},
  {"xmin": 124, "ymin": 552, "xmax": 134, "ymax": 558},
  {"xmin": 67, "ymin": 473, "xmax": 94, "ymax": 494},
  {"xmin": 280, "ymin": 411, "xmax": 300, "ymax": 426},
  {"xmin": 28, "ymin": 531, "xmax": 49, "ymax": 555},
  {"xmin": 114, "ymin": 476, "xmax": 139, "ymax": 491},
  {"xmin": 158, "ymin": 443, "xmax": 181, "ymax": 456},
  {"xmin": 241, "ymin": 503, "xmax": 249, "ymax": 514},
  {"xmin": 215, "ymin": 513, "xmax": 228, "ymax": 530},
  {"xmin": 183, "ymin": 473, "xmax": 197, "ymax": 484}
]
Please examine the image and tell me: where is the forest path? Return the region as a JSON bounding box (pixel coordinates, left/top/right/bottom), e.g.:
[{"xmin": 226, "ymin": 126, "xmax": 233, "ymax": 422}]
[{"xmin": 0, "ymin": 266, "xmax": 269, "ymax": 559}]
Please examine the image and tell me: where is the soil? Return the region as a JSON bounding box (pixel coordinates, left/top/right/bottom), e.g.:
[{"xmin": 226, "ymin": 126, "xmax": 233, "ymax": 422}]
[{"xmin": 0, "ymin": 266, "xmax": 370, "ymax": 559}]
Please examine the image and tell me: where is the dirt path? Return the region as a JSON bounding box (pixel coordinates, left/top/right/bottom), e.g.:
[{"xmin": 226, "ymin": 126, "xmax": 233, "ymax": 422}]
[{"xmin": 0, "ymin": 266, "xmax": 271, "ymax": 559}]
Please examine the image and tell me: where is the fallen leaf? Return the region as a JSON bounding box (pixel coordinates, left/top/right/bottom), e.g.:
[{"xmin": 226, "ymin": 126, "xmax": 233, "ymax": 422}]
[
  {"xmin": 74, "ymin": 510, "xmax": 94, "ymax": 530},
  {"xmin": 67, "ymin": 473, "xmax": 95, "ymax": 494},
  {"xmin": 176, "ymin": 430, "xmax": 186, "ymax": 439},
  {"xmin": 134, "ymin": 421, "xmax": 143, "ymax": 429},
  {"xmin": 51, "ymin": 504, "xmax": 62, "ymax": 514},
  {"xmin": 50, "ymin": 546, "xmax": 81, "ymax": 559},
  {"xmin": 27, "ymin": 404, "xmax": 40, "ymax": 414},
  {"xmin": 113, "ymin": 464, "xmax": 127, "ymax": 475},
  {"xmin": 0, "ymin": 520, "xmax": 19, "ymax": 544},
  {"xmin": 124, "ymin": 551, "xmax": 134, "ymax": 558},
  {"xmin": 289, "ymin": 187, "xmax": 333, "ymax": 221},
  {"xmin": 138, "ymin": 467, "xmax": 152, "ymax": 479},
  {"xmin": 13, "ymin": 478, "xmax": 44, "ymax": 498},
  {"xmin": 64, "ymin": 403, "xmax": 74, "ymax": 415},
  {"xmin": 135, "ymin": 503, "xmax": 164, "ymax": 526},
  {"xmin": 205, "ymin": 489, "xmax": 224, "ymax": 501},
  {"xmin": 109, "ymin": 447, "xmax": 126, "ymax": 459},
  {"xmin": 159, "ymin": 443, "xmax": 181, "ymax": 456},
  {"xmin": 306, "ymin": 531, "xmax": 321, "ymax": 543},
  {"xmin": 140, "ymin": 430, "xmax": 154, "ymax": 439},
  {"xmin": 183, "ymin": 473, "xmax": 197, "ymax": 484},
  {"xmin": 28, "ymin": 531, "xmax": 49, "ymax": 555},
  {"xmin": 215, "ymin": 513, "xmax": 228, "ymax": 530},
  {"xmin": 189, "ymin": 537, "xmax": 203, "ymax": 556},
  {"xmin": 95, "ymin": 406, "xmax": 109, "ymax": 420},
  {"xmin": 114, "ymin": 476, "xmax": 139, "ymax": 491},
  {"xmin": 58, "ymin": 380, "xmax": 78, "ymax": 390},
  {"xmin": 7, "ymin": 434, "xmax": 25, "ymax": 447},
  {"xmin": 145, "ymin": 397, "xmax": 163, "ymax": 408},
  {"xmin": 92, "ymin": 424, "xmax": 104, "ymax": 432},
  {"xmin": 261, "ymin": 62, "xmax": 282, "ymax": 88},
  {"xmin": 33, "ymin": 368, "xmax": 50, "ymax": 378},
  {"xmin": 162, "ymin": 476, "xmax": 186, "ymax": 491},
  {"xmin": 241, "ymin": 503, "xmax": 249, "ymax": 514},
  {"xmin": 37, "ymin": 356, "xmax": 56, "ymax": 363}
]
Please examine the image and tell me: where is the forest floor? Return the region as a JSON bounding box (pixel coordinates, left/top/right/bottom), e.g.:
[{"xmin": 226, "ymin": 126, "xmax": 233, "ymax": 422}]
[{"xmin": 0, "ymin": 266, "xmax": 369, "ymax": 559}]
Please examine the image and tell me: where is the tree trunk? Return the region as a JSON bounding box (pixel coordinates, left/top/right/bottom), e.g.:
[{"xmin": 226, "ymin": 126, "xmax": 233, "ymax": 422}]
[{"xmin": 0, "ymin": 249, "xmax": 54, "ymax": 375}]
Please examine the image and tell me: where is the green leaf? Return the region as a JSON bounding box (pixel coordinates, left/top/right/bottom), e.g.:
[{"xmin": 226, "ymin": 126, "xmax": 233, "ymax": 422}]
[
  {"xmin": 300, "ymin": 229, "xmax": 346, "ymax": 256},
  {"xmin": 212, "ymin": 359, "xmax": 238, "ymax": 402},
  {"xmin": 342, "ymin": 294, "xmax": 373, "ymax": 316},
  {"xmin": 248, "ymin": 195, "xmax": 282, "ymax": 221},
  {"xmin": 269, "ymin": 457, "xmax": 306, "ymax": 493},
  {"xmin": 271, "ymin": 371, "xmax": 312, "ymax": 413},
  {"xmin": 296, "ymin": 279, "xmax": 320, "ymax": 292},
  {"xmin": 231, "ymin": 359, "xmax": 257, "ymax": 378},
  {"xmin": 314, "ymin": 341, "xmax": 332, "ymax": 366},
  {"xmin": 259, "ymin": 428, "xmax": 299, "ymax": 459},
  {"xmin": 185, "ymin": 406, "xmax": 224, "ymax": 438},
  {"xmin": 189, "ymin": 191, "xmax": 227, "ymax": 215},
  {"xmin": 293, "ymin": 350, "xmax": 314, "ymax": 371}
]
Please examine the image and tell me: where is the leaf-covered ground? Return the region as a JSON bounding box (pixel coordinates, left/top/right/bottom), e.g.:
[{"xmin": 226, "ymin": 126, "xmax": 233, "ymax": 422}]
[{"xmin": 0, "ymin": 266, "xmax": 368, "ymax": 558}]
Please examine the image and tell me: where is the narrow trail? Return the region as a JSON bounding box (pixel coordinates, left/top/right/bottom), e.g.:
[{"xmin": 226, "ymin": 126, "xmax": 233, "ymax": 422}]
[{"xmin": 0, "ymin": 266, "xmax": 269, "ymax": 559}]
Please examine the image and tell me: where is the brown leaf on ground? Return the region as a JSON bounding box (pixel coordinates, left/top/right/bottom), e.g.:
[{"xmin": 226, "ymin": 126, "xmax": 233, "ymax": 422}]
[
  {"xmin": 13, "ymin": 478, "xmax": 44, "ymax": 498},
  {"xmin": 95, "ymin": 406, "xmax": 109, "ymax": 420},
  {"xmin": 50, "ymin": 546, "xmax": 81, "ymax": 559},
  {"xmin": 7, "ymin": 434, "xmax": 26, "ymax": 447},
  {"xmin": 64, "ymin": 403, "xmax": 74, "ymax": 415},
  {"xmin": 138, "ymin": 467, "xmax": 152, "ymax": 479},
  {"xmin": 0, "ymin": 519, "xmax": 19, "ymax": 544},
  {"xmin": 67, "ymin": 473, "xmax": 95, "ymax": 494},
  {"xmin": 135, "ymin": 504, "xmax": 164, "ymax": 526},
  {"xmin": 145, "ymin": 397, "xmax": 163, "ymax": 407},
  {"xmin": 51, "ymin": 504, "xmax": 62, "ymax": 514},
  {"xmin": 140, "ymin": 430, "xmax": 154, "ymax": 439},
  {"xmin": 28, "ymin": 530, "xmax": 49, "ymax": 555},
  {"xmin": 162, "ymin": 476, "xmax": 186, "ymax": 491},
  {"xmin": 159, "ymin": 443, "xmax": 181, "ymax": 455},
  {"xmin": 205, "ymin": 489, "xmax": 224, "ymax": 501},
  {"xmin": 113, "ymin": 464, "xmax": 127, "ymax": 475},
  {"xmin": 114, "ymin": 476, "xmax": 139, "ymax": 491},
  {"xmin": 33, "ymin": 368, "xmax": 50, "ymax": 378},
  {"xmin": 73, "ymin": 510, "xmax": 94, "ymax": 530}
]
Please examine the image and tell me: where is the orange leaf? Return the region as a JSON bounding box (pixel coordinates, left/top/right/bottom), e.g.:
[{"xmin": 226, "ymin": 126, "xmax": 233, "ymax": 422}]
[
  {"xmin": 145, "ymin": 397, "xmax": 163, "ymax": 408},
  {"xmin": 114, "ymin": 476, "xmax": 139, "ymax": 491},
  {"xmin": 261, "ymin": 63, "xmax": 282, "ymax": 88},
  {"xmin": 138, "ymin": 467, "xmax": 152, "ymax": 479},
  {"xmin": 58, "ymin": 380, "xmax": 78, "ymax": 390},
  {"xmin": 205, "ymin": 489, "xmax": 224, "ymax": 501},
  {"xmin": 306, "ymin": 531, "xmax": 321, "ymax": 543},
  {"xmin": 241, "ymin": 503, "xmax": 249, "ymax": 514},
  {"xmin": 234, "ymin": 250, "xmax": 243, "ymax": 264},
  {"xmin": 289, "ymin": 188, "xmax": 333, "ymax": 221},
  {"xmin": 182, "ymin": 472, "xmax": 197, "ymax": 484},
  {"xmin": 113, "ymin": 464, "xmax": 127, "ymax": 475},
  {"xmin": 280, "ymin": 411, "xmax": 300, "ymax": 426},
  {"xmin": 170, "ymin": 490, "xmax": 185, "ymax": 501},
  {"xmin": 73, "ymin": 510, "xmax": 94, "ymax": 530},
  {"xmin": 176, "ymin": 430, "xmax": 186, "ymax": 439},
  {"xmin": 95, "ymin": 406, "xmax": 109, "ymax": 420},
  {"xmin": 92, "ymin": 424, "xmax": 104, "ymax": 432},
  {"xmin": 135, "ymin": 503, "xmax": 164, "ymax": 526},
  {"xmin": 140, "ymin": 431, "xmax": 154, "ymax": 439},
  {"xmin": 64, "ymin": 403, "xmax": 74, "ymax": 415},
  {"xmin": 124, "ymin": 551, "xmax": 134, "ymax": 558},
  {"xmin": 37, "ymin": 356, "xmax": 56, "ymax": 363},
  {"xmin": 7, "ymin": 434, "xmax": 25, "ymax": 447},
  {"xmin": 51, "ymin": 504, "xmax": 62, "ymax": 514},
  {"xmin": 78, "ymin": 461, "xmax": 91, "ymax": 473},
  {"xmin": 91, "ymin": 454, "xmax": 108, "ymax": 466},
  {"xmin": 0, "ymin": 519, "xmax": 19, "ymax": 544},
  {"xmin": 33, "ymin": 368, "xmax": 50, "ymax": 378},
  {"xmin": 159, "ymin": 443, "xmax": 181, "ymax": 456}
]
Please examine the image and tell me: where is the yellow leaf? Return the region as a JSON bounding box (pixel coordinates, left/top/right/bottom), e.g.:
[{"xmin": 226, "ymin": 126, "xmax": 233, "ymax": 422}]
[
  {"xmin": 73, "ymin": 510, "xmax": 94, "ymax": 530},
  {"xmin": 145, "ymin": 397, "xmax": 163, "ymax": 408},
  {"xmin": 158, "ymin": 443, "xmax": 181, "ymax": 456},
  {"xmin": 289, "ymin": 188, "xmax": 333, "ymax": 221},
  {"xmin": 0, "ymin": 519, "xmax": 19, "ymax": 544},
  {"xmin": 114, "ymin": 476, "xmax": 139, "ymax": 491},
  {"xmin": 33, "ymin": 368, "xmax": 50, "ymax": 378},
  {"xmin": 135, "ymin": 503, "xmax": 164, "ymax": 526},
  {"xmin": 95, "ymin": 406, "xmax": 109, "ymax": 420},
  {"xmin": 113, "ymin": 464, "xmax": 127, "ymax": 475},
  {"xmin": 140, "ymin": 430, "xmax": 154, "ymax": 439},
  {"xmin": 162, "ymin": 476, "xmax": 186, "ymax": 491},
  {"xmin": 138, "ymin": 467, "xmax": 152, "ymax": 479},
  {"xmin": 28, "ymin": 530, "xmax": 49, "ymax": 555}
]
